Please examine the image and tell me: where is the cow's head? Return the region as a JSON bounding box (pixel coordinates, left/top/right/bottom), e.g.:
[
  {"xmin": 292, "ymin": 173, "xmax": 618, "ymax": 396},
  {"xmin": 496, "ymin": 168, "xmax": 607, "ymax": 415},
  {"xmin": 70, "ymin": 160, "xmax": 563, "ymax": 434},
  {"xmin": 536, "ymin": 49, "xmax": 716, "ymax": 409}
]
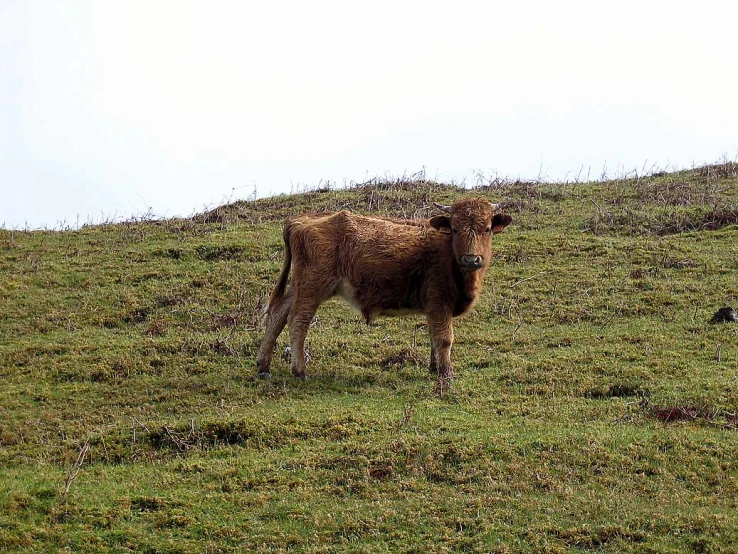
[{"xmin": 430, "ymin": 198, "xmax": 512, "ymax": 272}]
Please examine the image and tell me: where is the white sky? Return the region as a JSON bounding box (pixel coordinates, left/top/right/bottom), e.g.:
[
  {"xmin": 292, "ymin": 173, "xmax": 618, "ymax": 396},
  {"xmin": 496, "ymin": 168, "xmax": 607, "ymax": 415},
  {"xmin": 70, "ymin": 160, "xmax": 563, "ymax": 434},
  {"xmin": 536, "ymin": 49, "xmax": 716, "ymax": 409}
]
[{"xmin": 2, "ymin": 0, "xmax": 737, "ymax": 228}]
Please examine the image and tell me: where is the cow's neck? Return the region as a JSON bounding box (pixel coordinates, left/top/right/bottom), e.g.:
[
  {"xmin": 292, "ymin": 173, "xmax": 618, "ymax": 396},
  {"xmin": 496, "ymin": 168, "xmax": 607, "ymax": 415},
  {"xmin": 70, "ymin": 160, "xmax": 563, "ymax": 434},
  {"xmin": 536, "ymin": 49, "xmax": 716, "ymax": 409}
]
[{"xmin": 452, "ymin": 262, "xmax": 485, "ymax": 317}]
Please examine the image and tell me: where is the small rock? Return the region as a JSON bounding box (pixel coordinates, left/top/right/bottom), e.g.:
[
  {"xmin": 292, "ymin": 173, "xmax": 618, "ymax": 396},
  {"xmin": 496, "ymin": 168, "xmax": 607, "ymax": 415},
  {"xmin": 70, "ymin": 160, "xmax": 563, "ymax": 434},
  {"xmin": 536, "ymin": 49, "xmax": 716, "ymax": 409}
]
[{"xmin": 709, "ymin": 307, "xmax": 738, "ymax": 324}]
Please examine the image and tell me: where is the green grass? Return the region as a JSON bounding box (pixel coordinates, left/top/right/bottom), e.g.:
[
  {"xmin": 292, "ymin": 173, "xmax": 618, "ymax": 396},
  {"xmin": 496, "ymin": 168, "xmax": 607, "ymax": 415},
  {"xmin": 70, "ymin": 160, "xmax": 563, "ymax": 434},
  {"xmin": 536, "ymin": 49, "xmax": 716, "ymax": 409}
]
[{"xmin": 2, "ymin": 163, "xmax": 738, "ymax": 552}]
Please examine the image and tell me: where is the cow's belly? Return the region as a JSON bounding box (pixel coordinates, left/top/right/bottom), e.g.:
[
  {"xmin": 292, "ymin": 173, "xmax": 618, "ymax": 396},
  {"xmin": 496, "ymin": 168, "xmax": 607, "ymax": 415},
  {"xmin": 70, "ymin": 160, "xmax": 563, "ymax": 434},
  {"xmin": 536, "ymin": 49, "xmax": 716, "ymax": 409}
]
[
  {"xmin": 373, "ymin": 307, "xmax": 422, "ymax": 317},
  {"xmin": 335, "ymin": 278, "xmax": 423, "ymax": 321},
  {"xmin": 335, "ymin": 279, "xmax": 363, "ymax": 312}
]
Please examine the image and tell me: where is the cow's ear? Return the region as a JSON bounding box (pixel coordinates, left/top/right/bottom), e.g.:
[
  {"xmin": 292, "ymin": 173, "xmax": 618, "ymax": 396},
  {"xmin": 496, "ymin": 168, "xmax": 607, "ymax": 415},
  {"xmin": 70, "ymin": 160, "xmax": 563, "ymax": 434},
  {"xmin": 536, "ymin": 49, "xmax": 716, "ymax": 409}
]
[
  {"xmin": 491, "ymin": 213, "xmax": 512, "ymax": 234},
  {"xmin": 429, "ymin": 215, "xmax": 452, "ymax": 234}
]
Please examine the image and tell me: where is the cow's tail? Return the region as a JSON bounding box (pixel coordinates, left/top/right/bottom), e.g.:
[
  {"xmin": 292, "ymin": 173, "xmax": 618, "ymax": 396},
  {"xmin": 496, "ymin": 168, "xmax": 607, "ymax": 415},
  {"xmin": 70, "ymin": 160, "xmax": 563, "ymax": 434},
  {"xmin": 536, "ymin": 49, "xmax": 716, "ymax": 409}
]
[{"xmin": 268, "ymin": 222, "xmax": 293, "ymax": 309}]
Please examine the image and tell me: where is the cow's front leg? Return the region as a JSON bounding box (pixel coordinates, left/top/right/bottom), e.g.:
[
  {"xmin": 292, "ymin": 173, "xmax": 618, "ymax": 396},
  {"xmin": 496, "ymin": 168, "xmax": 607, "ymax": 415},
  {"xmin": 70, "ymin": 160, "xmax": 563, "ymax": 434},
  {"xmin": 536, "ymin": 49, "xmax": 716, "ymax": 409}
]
[
  {"xmin": 288, "ymin": 298, "xmax": 320, "ymax": 380},
  {"xmin": 427, "ymin": 313, "xmax": 454, "ymax": 380}
]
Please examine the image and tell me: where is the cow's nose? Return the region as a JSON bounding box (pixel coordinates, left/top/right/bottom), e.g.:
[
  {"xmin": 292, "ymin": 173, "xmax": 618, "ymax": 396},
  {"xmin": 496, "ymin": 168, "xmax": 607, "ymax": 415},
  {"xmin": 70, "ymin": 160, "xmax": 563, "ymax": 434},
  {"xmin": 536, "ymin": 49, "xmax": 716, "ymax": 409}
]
[{"xmin": 461, "ymin": 255, "xmax": 483, "ymax": 269}]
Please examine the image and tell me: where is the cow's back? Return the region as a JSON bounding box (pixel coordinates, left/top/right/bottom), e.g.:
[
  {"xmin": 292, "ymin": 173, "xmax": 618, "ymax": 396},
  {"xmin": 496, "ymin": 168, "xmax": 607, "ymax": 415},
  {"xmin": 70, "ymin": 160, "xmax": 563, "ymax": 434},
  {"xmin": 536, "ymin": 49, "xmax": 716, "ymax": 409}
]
[{"xmin": 289, "ymin": 211, "xmax": 452, "ymax": 317}]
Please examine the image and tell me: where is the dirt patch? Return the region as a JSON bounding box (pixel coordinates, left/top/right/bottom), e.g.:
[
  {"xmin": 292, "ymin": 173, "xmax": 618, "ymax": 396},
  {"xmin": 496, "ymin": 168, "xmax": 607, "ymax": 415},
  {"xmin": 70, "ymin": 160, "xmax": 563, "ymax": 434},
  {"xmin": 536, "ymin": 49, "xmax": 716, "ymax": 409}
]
[
  {"xmin": 144, "ymin": 321, "xmax": 168, "ymax": 336},
  {"xmin": 644, "ymin": 400, "xmax": 737, "ymax": 429},
  {"xmin": 124, "ymin": 307, "xmax": 150, "ymax": 324},
  {"xmin": 380, "ymin": 349, "xmax": 424, "ymax": 370},
  {"xmin": 156, "ymin": 293, "xmax": 187, "ymax": 308},
  {"xmin": 651, "ymin": 405, "xmax": 702, "ymax": 423}
]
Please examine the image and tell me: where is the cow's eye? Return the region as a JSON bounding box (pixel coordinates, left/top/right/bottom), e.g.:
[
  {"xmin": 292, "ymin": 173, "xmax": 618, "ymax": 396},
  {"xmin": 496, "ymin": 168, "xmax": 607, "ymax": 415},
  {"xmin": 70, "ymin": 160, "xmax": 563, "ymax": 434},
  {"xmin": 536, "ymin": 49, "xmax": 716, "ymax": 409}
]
[
  {"xmin": 484, "ymin": 227, "xmax": 492, "ymax": 234},
  {"xmin": 452, "ymin": 227, "xmax": 458, "ymax": 234}
]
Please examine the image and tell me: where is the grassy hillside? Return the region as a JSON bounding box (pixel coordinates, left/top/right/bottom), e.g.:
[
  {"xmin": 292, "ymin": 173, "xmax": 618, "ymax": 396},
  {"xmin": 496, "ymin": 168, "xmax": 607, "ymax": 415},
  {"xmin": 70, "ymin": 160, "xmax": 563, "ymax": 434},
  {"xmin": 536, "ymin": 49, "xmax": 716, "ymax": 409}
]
[{"xmin": 1, "ymin": 163, "xmax": 738, "ymax": 553}]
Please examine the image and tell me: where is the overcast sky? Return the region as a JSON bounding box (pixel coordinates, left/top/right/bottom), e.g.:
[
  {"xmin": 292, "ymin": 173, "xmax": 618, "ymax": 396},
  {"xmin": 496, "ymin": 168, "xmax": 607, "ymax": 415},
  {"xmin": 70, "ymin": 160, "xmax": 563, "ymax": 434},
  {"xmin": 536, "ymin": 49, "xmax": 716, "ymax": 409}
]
[{"xmin": 2, "ymin": 1, "xmax": 737, "ymax": 229}]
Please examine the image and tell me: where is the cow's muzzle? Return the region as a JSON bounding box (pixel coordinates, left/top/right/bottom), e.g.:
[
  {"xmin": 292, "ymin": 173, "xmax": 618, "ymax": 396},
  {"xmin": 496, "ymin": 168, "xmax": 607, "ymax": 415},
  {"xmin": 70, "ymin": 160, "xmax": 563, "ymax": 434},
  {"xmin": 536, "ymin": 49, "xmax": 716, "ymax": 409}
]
[{"xmin": 460, "ymin": 255, "xmax": 484, "ymax": 271}]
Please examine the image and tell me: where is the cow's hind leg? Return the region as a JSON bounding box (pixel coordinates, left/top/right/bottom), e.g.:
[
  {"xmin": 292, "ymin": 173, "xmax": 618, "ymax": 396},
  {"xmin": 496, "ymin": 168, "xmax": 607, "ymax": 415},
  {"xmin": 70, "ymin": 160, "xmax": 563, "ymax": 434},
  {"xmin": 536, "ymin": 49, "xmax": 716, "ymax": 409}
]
[
  {"xmin": 285, "ymin": 261, "xmax": 334, "ymax": 380},
  {"xmin": 288, "ymin": 296, "xmax": 321, "ymax": 380},
  {"xmin": 256, "ymin": 288, "xmax": 293, "ymax": 379}
]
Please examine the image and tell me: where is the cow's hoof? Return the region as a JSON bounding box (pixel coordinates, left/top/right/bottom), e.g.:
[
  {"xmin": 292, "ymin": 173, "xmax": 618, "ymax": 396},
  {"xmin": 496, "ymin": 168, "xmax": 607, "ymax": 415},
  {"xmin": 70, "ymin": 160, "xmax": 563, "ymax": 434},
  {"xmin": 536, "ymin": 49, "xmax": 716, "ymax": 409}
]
[{"xmin": 258, "ymin": 371, "xmax": 272, "ymax": 380}]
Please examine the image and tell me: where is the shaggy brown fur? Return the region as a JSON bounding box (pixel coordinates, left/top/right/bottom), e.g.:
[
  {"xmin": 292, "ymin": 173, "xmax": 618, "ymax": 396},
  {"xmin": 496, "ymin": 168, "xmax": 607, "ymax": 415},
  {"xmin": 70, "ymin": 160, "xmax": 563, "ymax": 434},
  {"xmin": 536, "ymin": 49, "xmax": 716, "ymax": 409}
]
[{"xmin": 256, "ymin": 198, "xmax": 512, "ymax": 383}]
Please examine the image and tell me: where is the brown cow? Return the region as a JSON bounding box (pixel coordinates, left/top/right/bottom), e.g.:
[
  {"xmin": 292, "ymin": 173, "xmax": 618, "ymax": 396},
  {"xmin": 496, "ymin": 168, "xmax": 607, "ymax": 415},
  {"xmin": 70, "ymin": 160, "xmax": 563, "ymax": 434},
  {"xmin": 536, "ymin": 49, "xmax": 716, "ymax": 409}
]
[{"xmin": 256, "ymin": 198, "xmax": 512, "ymax": 383}]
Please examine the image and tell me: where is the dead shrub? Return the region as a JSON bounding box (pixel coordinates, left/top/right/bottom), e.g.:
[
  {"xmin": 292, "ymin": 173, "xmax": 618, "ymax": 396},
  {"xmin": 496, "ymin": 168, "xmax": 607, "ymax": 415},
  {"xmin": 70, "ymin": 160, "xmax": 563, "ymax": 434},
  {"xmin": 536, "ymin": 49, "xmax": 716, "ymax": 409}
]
[
  {"xmin": 198, "ymin": 206, "xmax": 236, "ymax": 225},
  {"xmin": 634, "ymin": 177, "xmax": 728, "ymax": 207},
  {"xmin": 353, "ymin": 171, "xmax": 455, "ymax": 193},
  {"xmin": 361, "ymin": 189, "xmax": 437, "ymax": 219},
  {"xmin": 497, "ymin": 197, "xmax": 534, "ymax": 213},
  {"xmin": 584, "ymin": 206, "xmax": 738, "ymax": 236},
  {"xmin": 701, "ymin": 209, "xmax": 738, "ymax": 230},
  {"xmin": 695, "ymin": 161, "xmax": 738, "ymax": 181}
]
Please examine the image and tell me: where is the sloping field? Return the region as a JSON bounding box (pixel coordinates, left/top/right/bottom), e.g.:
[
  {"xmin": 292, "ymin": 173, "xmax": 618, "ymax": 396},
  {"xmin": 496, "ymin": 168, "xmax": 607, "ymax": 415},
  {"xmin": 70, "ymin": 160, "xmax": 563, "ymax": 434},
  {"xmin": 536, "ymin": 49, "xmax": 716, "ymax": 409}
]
[{"xmin": 1, "ymin": 164, "xmax": 737, "ymax": 552}]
